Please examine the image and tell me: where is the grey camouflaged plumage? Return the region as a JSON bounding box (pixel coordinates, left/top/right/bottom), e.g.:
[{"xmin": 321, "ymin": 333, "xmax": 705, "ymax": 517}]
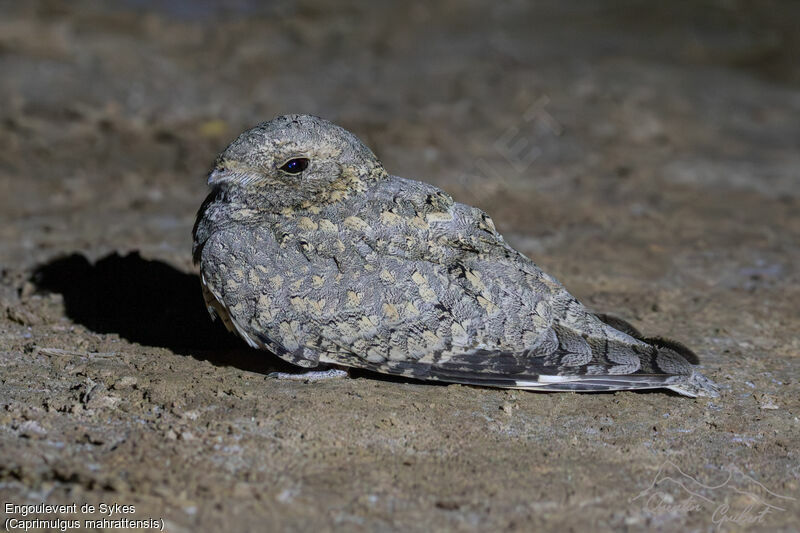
[{"xmin": 193, "ymin": 114, "xmax": 718, "ymax": 397}]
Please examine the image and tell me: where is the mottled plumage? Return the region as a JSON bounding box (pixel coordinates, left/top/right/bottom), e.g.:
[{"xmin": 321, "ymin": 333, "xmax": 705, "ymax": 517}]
[{"xmin": 193, "ymin": 114, "xmax": 718, "ymax": 397}]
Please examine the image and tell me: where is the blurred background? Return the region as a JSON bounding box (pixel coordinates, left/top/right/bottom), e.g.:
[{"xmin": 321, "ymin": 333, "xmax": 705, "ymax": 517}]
[
  {"xmin": 2, "ymin": 0, "xmax": 798, "ymax": 269},
  {"xmin": 1, "ymin": 1, "xmax": 798, "ymax": 531}
]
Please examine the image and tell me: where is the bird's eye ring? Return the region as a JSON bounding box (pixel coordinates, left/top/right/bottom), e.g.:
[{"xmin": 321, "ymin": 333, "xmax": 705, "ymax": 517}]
[{"xmin": 279, "ymin": 158, "xmax": 310, "ymax": 174}]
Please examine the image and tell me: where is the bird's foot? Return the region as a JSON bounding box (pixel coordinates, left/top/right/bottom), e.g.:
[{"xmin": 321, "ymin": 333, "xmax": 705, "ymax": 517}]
[{"xmin": 268, "ymin": 368, "xmax": 349, "ymax": 381}]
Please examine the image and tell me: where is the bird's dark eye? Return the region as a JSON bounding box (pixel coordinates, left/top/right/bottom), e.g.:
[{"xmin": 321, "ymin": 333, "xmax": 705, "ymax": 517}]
[{"xmin": 279, "ymin": 158, "xmax": 310, "ymax": 174}]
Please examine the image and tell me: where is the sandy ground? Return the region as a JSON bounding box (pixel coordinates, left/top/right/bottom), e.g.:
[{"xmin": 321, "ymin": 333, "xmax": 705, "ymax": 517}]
[{"xmin": 1, "ymin": 1, "xmax": 799, "ymax": 531}]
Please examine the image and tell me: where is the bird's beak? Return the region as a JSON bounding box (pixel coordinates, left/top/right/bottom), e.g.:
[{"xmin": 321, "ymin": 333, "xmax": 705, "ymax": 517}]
[
  {"xmin": 207, "ymin": 164, "xmax": 269, "ymax": 187},
  {"xmin": 208, "ymin": 168, "xmax": 230, "ymax": 186}
]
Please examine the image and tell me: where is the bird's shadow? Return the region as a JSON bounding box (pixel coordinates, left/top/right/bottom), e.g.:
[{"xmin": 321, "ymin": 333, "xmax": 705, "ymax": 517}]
[{"xmin": 31, "ymin": 252, "xmax": 301, "ymax": 375}]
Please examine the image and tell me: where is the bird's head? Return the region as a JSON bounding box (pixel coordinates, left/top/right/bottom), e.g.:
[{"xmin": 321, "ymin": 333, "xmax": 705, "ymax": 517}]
[{"xmin": 208, "ymin": 114, "xmax": 387, "ymax": 209}]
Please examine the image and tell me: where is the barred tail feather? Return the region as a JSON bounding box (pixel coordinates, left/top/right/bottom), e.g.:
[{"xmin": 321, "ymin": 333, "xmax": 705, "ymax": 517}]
[{"xmin": 423, "ymin": 368, "xmax": 718, "ymax": 397}]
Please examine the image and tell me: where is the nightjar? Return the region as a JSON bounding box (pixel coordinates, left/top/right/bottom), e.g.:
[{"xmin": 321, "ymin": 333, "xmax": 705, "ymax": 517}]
[{"xmin": 192, "ymin": 114, "xmax": 718, "ymax": 397}]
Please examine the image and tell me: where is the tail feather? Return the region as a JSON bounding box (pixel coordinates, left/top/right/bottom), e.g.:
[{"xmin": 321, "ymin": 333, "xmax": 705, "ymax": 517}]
[
  {"xmin": 424, "ymin": 367, "xmax": 717, "ymax": 397},
  {"xmin": 642, "ymin": 336, "xmax": 700, "ymax": 365},
  {"xmin": 594, "ymin": 313, "xmax": 643, "ymax": 338},
  {"xmin": 595, "ymin": 313, "xmax": 701, "ymax": 366},
  {"xmin": 379, "ymin": 317, "xmax": 721, "ymax": 397}
]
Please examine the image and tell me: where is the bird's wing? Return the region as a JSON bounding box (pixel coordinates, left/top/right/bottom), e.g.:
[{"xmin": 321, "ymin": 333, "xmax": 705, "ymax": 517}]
[
  {"xmin": 352, "ymin": 316, "xmax": 717, "ymax": 397},
  {"xmin": 322, "ymin": 177, "xmax": 717, "ymax": 396}
]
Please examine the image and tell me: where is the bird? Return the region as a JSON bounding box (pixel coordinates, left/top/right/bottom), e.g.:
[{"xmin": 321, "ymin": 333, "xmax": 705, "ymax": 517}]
[{"xmin": 192, "ymin": 114, "xmax": 718, "ymax": 397}]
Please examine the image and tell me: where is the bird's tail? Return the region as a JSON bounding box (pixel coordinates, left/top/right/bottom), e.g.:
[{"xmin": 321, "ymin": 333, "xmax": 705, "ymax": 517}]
[
  {"xmin": 594, "ymin": 313, "xmax": 719, "ymax": 397},
  {"xmin": 471, "ymin": 371, "xmax": 719, "ymax": 397},
  {"xmin": 416, "ymin": 314, "xmax": 721, "ymax": 397},
  {"xmin": 665, "ymin": 370, "xmax": 719, "ymax": 398}
]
